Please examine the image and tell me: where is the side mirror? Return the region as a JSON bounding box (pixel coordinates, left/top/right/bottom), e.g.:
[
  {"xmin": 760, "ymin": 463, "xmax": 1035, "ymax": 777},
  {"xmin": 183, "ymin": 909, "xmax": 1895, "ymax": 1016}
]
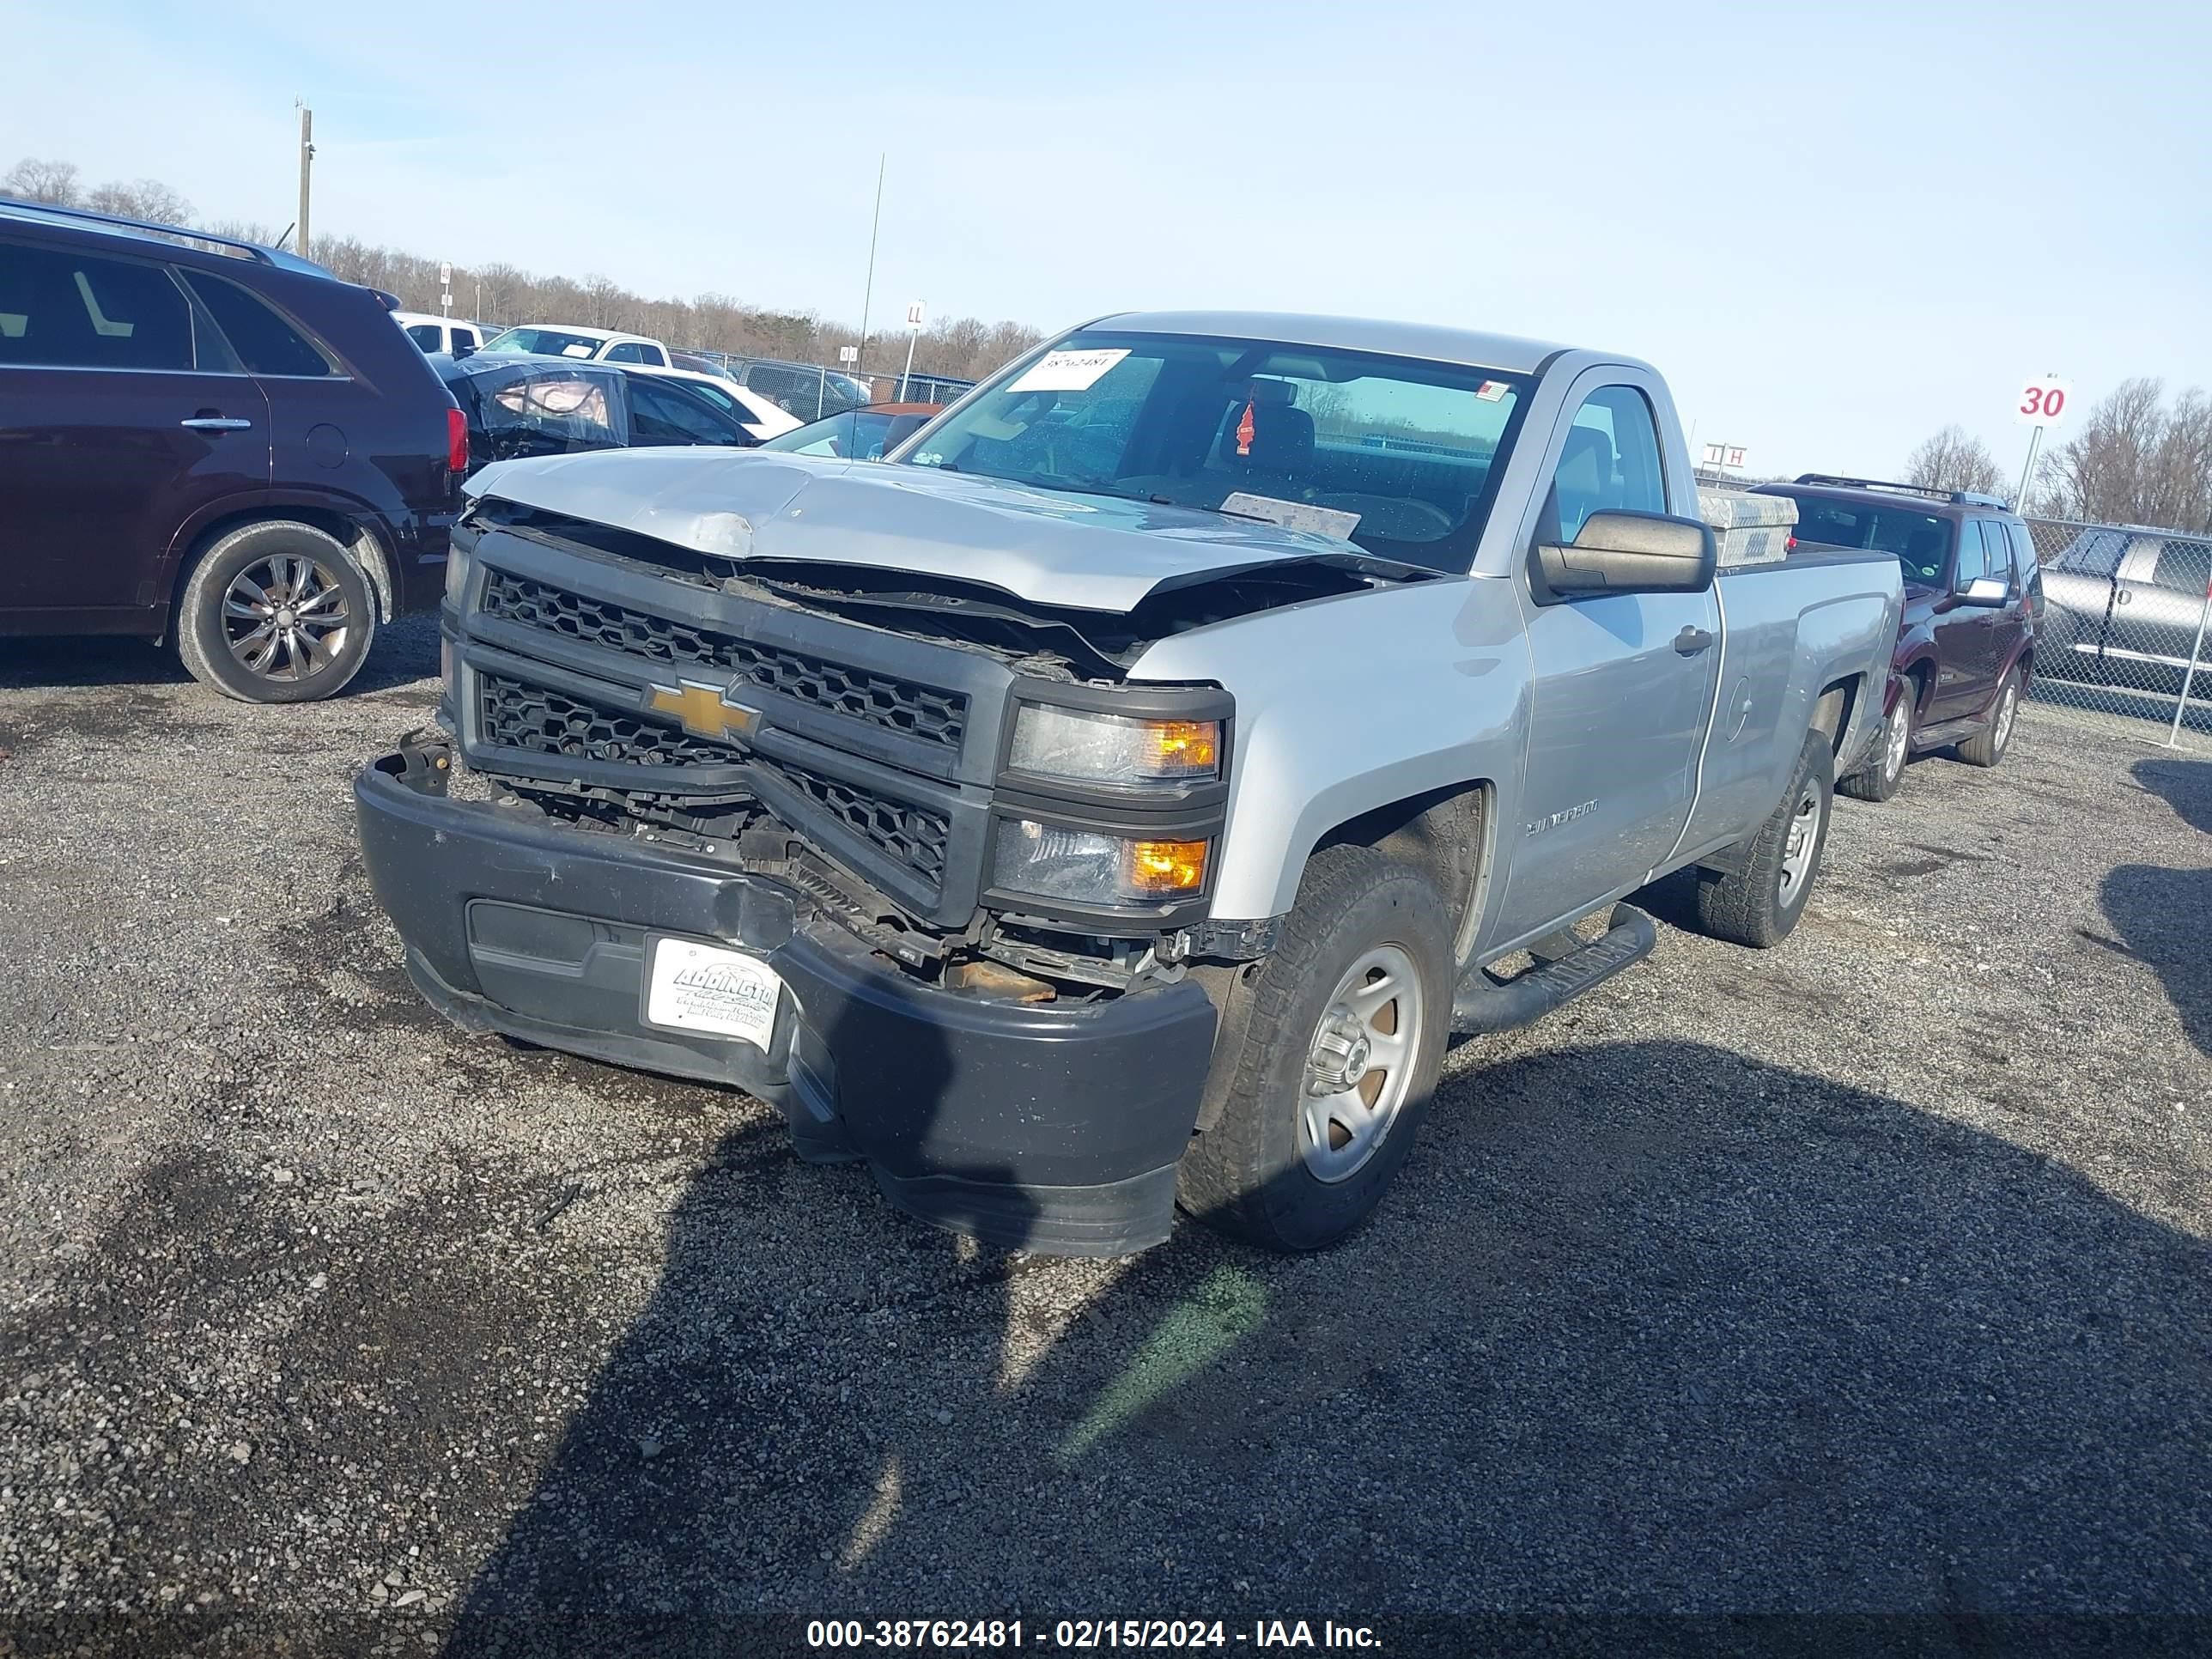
[
  {"xmin": 1958, "ymin": 575, "xmax": 2008, "ymax": 606},
  {"xmin": 452, "ymin": 339, "xmax": 477, "ymax": 362},
  {"xmin": 1534, "ymin": 508, "xmax": 1716, "ymax": 603}
]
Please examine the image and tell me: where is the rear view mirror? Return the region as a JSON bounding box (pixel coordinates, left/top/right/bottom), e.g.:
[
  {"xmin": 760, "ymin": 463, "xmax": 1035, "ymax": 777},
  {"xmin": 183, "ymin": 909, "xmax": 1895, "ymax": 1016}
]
[
  {"xmin": 1960, "ymin": 576, "xmax": 2008, "ymax": 606},
  {"xmin": 1534, "ymin": 508, "xmax": 1717, "ymax": 603}
]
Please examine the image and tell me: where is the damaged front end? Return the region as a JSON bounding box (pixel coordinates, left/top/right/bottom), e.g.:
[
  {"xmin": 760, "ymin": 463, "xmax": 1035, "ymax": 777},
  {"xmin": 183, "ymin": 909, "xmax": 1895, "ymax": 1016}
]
[{"xmin": 428, "ymin": 497, "xmax": 1309, "ymax": 1005}]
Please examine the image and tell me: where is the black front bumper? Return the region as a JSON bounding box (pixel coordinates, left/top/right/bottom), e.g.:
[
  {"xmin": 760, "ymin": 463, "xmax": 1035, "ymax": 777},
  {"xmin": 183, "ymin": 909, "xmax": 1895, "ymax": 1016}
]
[{"xmin": 355, "ymin": 750, "xmax": 1218, "ymax": 1255}]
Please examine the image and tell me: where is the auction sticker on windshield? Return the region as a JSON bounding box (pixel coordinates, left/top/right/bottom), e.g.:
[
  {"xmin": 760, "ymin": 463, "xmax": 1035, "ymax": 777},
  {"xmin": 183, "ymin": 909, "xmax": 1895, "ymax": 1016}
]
[
  {"xmin": 644, "ymin": 938, "xmax": 782, "ymax": 1049},
  {"xmin": 1009, "ymin": 348, "xmax": 1130, "ymax": 392}
]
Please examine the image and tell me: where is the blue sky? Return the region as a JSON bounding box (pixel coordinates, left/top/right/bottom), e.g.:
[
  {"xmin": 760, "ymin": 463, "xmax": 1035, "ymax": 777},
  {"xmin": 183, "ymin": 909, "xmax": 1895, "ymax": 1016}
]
[{"xmin": 7, "ymin": 0, "xmax": 2207, "ymax": 477}]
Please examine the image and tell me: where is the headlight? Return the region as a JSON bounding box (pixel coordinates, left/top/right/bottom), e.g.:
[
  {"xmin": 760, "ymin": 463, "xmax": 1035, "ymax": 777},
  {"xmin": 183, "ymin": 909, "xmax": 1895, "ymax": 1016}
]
[
  {"xmin": 992, "ymin": 819, "xmax": 1209, "ymax": 905},
  {"xmin": 443, "ymin": 543, "xmax": 471, "ymax": 605},
  {"xmin": 1008, "ymin": 704, "xmax": 1219, "ymax": 786}
]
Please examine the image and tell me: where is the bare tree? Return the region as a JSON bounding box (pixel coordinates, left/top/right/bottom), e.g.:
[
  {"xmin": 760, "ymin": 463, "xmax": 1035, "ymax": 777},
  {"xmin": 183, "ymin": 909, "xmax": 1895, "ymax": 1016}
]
[
  {"xmin": 1904, "ymin": 425, "xmax": 2006, "ymax": 496},
  {"xmin": 2146, "ymin": 388, "xmax": 2212, "ymax": 533},
  {"xmin": 85, "ymin": 178, "xmax": 195, "ymax": 226},
  {"xmin": 3, "ymin": 157, "xmax": 82, "ymax": 204},
  {"xmin": 2032, "ymin": 378, "xmax": 2212, "ymax": 532},
  {"xmin": 581, "ymin": 276, "xmax": 625, "ymax": 331}
]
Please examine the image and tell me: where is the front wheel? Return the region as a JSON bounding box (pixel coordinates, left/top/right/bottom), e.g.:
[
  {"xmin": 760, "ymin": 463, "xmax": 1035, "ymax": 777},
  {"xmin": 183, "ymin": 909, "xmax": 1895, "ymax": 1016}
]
[
  {"xmin": 175, "ymin": 520, "xmax": 378, "ymax": 703},
  {"xmin": 1838, "ymin": 686, "xmax": 1913, "ymax": 803},
  {"xmin": 1954, "ymin": 667, "xmax": 2021, "ymax": 768},
  {"xmin": 1177, "ymin": 844, "xmax": 1452, "ymax": 1253},
  {"xmin": 1693, "ymin": 731, "xmax": 1833, "ymax": 949}
]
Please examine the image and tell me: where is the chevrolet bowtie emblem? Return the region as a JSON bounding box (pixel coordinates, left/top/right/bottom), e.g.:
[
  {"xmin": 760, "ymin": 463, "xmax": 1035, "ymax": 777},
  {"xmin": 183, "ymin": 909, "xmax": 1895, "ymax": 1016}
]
[{"xmin": 646, "ymin": 679, "xmax": 763, "ymax": 744}]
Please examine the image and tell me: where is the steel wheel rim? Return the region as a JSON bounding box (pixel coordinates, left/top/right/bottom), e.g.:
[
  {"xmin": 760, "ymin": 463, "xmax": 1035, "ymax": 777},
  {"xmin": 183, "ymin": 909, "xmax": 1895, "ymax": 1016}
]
[
  {"xmin": 1884, "ymin": 700, "xmax": 1910, "ymax": 781},
  {"xmin": 1298, "ymin": 943, "xmax": 1424, "ymax": 1184},
  {"xmin": 224, "ymin": 553, "xmax": 352, "ymax": 682},
  {"xmin": 1994, "ymin": 685, "xmax": 2017, "ymax": 751},
  {"xmin": 1778, "ymin": 779, "xmax": 1824, "ymax": 910}
]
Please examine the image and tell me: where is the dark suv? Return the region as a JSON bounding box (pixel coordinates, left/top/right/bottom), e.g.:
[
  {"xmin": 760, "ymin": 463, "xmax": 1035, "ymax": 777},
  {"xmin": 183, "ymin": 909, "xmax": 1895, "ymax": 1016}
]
[
  {"xmin": 1754, "ymin": 474, "xmax": 2041, "ymax": 800},
  {"xmin": 0, "ymin": 198, "xmax": 464, "ymax": 702}
]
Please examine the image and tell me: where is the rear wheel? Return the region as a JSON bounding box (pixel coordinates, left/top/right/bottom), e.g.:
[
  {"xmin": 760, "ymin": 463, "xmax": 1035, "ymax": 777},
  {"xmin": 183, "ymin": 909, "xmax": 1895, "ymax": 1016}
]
[
  {"xmin": 176, "ymin": 520, "xmax": 377, "ymax": 703},
  {"xmin": 1954, "ymin": 667, "xmax": 2021, "ymax": 768},
  {"xmin": 1693, "ymin": 732, "xmax": 1833, "ymax": 949},
  {"xmin": 1177, "ymin": 844, "xmax": 1451, "ymax": 1252},
  {"xmin": 1838, "ymin": 686, "xmax": 1913, "ymax": 802}
]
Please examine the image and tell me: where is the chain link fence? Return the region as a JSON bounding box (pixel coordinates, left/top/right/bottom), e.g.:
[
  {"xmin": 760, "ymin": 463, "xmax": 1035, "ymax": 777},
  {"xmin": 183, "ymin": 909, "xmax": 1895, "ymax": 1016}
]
[{"xmin": 2024, "ymin": 517, "xmax": 2212, "ymax": 747}]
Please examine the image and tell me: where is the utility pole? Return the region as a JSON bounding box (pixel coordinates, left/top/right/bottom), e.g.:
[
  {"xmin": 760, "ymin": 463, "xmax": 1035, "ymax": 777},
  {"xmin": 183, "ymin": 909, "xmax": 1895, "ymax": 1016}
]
[
  {"xmin": 855, "ymin": 153, "xmax": 884, "ymax": 375},
  {"xmin": 295, "ymin": 104, "xmax": 315, "ymax": 258}
]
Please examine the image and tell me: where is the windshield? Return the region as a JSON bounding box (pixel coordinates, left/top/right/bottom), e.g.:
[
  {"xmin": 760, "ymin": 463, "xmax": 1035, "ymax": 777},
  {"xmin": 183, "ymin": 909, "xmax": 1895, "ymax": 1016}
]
[
  {"xmin": 483, "ymin": 326, "xmax": 604, "ymax": 361},
  {"xmin": 896, "ymin": 330, "xmax": 1531, "ymax": 570},
  {"xmin": 1781, "ymin": 493, "xmax": 1955, "ymax": 584}
]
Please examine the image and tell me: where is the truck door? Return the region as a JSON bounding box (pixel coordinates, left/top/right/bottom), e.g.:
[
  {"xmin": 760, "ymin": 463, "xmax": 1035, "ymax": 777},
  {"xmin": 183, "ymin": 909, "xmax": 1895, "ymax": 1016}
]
[{"xmin": 1493, "ymin": 376, "xmax": 1720, "ymax": 946}]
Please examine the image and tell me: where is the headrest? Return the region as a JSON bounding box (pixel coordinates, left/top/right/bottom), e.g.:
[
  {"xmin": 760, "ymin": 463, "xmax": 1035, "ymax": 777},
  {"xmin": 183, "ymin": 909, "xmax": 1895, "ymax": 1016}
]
[{"xmin": 1561, "ymin": 425, "xmax": 1613, "ymax": 465}]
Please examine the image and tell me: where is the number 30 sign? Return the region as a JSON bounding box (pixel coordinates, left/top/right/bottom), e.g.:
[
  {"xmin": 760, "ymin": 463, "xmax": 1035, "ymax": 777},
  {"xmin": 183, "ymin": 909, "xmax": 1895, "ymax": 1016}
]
[{"xmin": 2016, "ymin": 376, "xmax": 2072, "ymax": 428}]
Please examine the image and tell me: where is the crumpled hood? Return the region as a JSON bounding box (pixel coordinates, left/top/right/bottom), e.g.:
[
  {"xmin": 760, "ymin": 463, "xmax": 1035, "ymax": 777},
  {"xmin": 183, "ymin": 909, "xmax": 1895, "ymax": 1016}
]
[{"xmin": 464, "ymin": 448, "xmax": 1378, "ymax": 614}]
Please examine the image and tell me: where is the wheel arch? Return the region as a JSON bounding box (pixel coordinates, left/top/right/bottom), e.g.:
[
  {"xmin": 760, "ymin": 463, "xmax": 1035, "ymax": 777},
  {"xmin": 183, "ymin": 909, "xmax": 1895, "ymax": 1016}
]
[
  {"xmin": 1810, "ymin": 672, "xmax": 1863, "ymax": 759},
  {"xmin": 1311, "ymin": 779, "xmax": 1495, "ymax": 963},
  {"xmin": 1897, "ymin": 650, "xmax": 1937, "ymax": 714}
]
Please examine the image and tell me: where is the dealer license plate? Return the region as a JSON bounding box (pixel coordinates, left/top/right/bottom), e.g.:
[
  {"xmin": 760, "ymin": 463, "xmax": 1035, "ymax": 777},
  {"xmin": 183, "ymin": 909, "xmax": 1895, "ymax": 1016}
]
[{"xmin": 643, "ymin": 937, "xmax": 783, "ymax": 1050}]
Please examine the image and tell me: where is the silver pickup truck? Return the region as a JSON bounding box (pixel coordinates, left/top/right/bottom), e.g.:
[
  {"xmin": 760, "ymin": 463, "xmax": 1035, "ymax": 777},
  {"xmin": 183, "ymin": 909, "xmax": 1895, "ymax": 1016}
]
[{"xmin": 356, "ymin": 312, "xmax": 1901, "ymax": 1255}]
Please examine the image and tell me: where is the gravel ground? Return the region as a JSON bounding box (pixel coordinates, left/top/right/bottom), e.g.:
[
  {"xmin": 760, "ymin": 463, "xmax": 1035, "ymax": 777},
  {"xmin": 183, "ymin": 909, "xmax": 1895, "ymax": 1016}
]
[{"xmin": 1, "ymin": 622, "xmax": 2208, "ymax": 1655}]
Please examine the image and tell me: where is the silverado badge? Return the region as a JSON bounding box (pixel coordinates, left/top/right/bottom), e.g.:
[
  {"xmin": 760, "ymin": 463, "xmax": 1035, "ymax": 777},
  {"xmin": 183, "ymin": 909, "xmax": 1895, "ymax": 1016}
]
[{"xmin": 646, "ymin": 679, "xmax": 763, "ymax": 744}]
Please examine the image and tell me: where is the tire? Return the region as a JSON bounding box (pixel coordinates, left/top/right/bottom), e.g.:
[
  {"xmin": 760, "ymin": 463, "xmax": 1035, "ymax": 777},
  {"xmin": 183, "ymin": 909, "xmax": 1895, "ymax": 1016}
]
[
  {"xmin": 1177, "ymin": 843, "xmax": 1453, "ymax": 1253},
  {"xmin": 175, "ymin": 520, "xmax": 378, "ymax": 704},
  {"xmin": 1954, "ymin": 667, "xmax": 2021, "ymax": 768},
  {"xmin": 1693, "ymin": 731, "xmax": 1833, "ymax": 949},
  {"xmin": 1838, "ymin": 685, "xmax": 1913, "ymax": 803}
]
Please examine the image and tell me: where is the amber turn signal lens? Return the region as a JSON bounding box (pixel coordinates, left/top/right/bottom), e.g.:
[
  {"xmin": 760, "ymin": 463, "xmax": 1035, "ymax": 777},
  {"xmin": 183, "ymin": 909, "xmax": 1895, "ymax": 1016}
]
[
  {"xmin": 1124, "ymin": 837, "xmax": 1208, "ymax": 896},
  {"xmin": 1149, "ymin": 720, "xmax": 1219, "ymax": 775}
]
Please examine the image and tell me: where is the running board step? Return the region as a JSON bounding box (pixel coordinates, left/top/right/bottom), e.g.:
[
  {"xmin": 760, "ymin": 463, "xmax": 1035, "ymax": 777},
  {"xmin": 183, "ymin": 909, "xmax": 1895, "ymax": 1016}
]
[
  {"xmin": 1912, "ymin": 715, "xmax": 1985, "ymax": 750},
  {"xmin": 1451, "ymin": 902, "xmax": 1656, "ymax": 1035}
]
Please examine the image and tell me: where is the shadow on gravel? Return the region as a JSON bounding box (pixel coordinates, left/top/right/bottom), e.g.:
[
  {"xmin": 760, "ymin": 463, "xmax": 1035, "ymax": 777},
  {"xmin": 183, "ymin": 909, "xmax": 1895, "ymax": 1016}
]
[
  {"xmin": 430, "ymin": 1038, "xmax": 2212, "ymax": 1653},
  {"xmin": 2101, "ymin": 757, "xmax": 2212, "ymax": 1058},
  {"xmin": 0, "ymin": 614, "xmax": 438, "ymax": 701}
]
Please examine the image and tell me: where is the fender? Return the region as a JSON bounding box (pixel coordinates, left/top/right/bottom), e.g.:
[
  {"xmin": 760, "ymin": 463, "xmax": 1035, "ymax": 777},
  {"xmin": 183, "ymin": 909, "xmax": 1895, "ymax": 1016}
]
[{"xmin": 1130, "ymin": 577, "xmax": 1532, "ymax": 921}]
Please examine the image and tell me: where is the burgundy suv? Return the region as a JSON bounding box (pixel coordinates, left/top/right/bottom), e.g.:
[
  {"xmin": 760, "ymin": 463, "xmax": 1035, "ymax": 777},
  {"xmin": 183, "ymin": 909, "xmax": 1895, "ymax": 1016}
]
[
  {"xmin": 1754, "ymin": 475, "xmax": 2041, "ymax": 801},
  {"xmin": 0, "ymin": 198, "xmax": 464, "ymax": 702}
]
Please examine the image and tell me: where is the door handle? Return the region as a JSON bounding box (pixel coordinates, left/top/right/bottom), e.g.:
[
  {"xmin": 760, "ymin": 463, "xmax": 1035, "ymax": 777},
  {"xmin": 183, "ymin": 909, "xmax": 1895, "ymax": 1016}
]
[
  {"xmin": 179, "ymin": 416, "xmax": 253, "ymax": 432},
  {"xmin": 2116, "ymin": 588, "xmax": 2131, "ymax": 605},
  {"xmin": 1674, "ymin": 625, "xmax": 1715, "ymax": 656}
]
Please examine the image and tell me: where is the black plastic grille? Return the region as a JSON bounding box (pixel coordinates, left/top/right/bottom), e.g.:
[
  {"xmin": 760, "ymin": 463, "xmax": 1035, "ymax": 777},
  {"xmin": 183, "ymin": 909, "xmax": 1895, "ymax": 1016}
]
[
  {"xmin": 479, "ymin": 674, "xmax": 739, "ymax": 768},
  {"xmin": 768, "ymin": 762, "xmax": 948, "ymax": 884},
  {"xmin": 480, "ymin": 571, "xmax": 967, "ymax": 749},
  {"xmin": 476, "ymin": 673, "xmax": 948, "ymax": 884}
]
